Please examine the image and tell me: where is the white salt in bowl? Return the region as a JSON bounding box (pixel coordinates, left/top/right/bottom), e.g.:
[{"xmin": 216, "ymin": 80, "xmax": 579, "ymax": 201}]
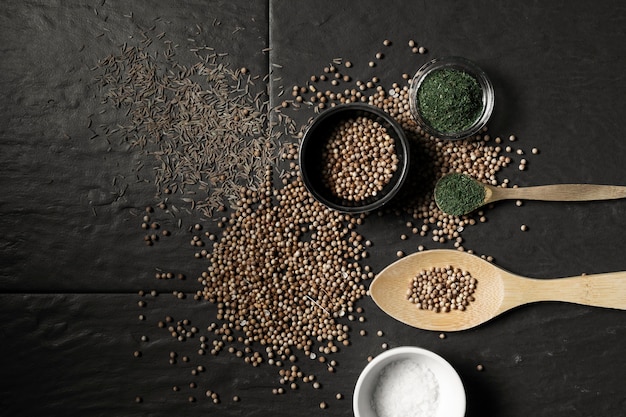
[{"xmin": 353, "ymin": 346, "xmax": 465, "ymax": 417}]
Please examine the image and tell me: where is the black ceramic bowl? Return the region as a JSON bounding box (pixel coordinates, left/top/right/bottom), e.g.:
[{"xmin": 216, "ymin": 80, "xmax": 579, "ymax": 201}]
[{"xmin": 299, "ymin": 103, "xmax": 410, "ymax": 213}]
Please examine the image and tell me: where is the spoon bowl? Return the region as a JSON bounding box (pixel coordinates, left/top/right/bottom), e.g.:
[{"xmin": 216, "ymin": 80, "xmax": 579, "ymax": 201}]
[
  {"xmin": 435, "ymin": 173, "xmax": 626, "ymax": 216},
  {"xmin": 370, "ymin": 249, "xmax": 626, "ymax": 331}
]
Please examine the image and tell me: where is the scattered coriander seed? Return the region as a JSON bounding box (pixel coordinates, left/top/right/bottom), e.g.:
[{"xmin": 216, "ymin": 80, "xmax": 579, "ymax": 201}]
[
  {"xmin": 113, "ymin": 42, "xmax": 539, "ymax": 405},
  {"xmin": 418, "ymin": 46, "xmax": 427, "ymax": 54},
  {"xmin": 476, "ymin": 364, "xmax": 484, "ymax": 371},
  {"xmin": 135, "ymin": 396, "xmax": 142, "ymax": 403},
  {"xmin": 336, "ymin": 393, "xmax": 343, "ymax": 400},
  {"xmin": 376, "ymin": 330, "xmax": 384, "ymax": 337},
  {"xmin": 520, "ymin": 224, "xmax": 528, "ymax": 232},
  {"xmin": 233, "ymin": 395, "xmax": 240, "ymax": 402},
  {"xmin": 375, "ymin": 52, "xmax": 384, "ymax": 59},
  {"xmin": 439, "ymin": 333, "xmax": 446, "ymax": 339},
  {"xmin": 408, "ymin": 39, "xmax": 416, "ymax": 47},
  {"xmin": 320, "ymin": 401, "xmax": 328, "ymax": 409},
  {"xmin": 396, "ymin": 250, "xmax": 404, "ymax": 258},
  {"xmin": 532, "ymin": 147, "xmax": 539, "ymax": 154},
  {"xmin": 368, "ymin": 61, "xmax": 375, "ymax": 67},
  {"xmin": 345, "ymin": 61, "xmax": 352, "ymax": 68}
]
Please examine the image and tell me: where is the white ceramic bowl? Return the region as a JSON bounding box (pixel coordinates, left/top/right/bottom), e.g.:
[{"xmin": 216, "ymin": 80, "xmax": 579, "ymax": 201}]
[{"xmin": 353, "ymin": 346, "xmax": 466, "ymax": 417}]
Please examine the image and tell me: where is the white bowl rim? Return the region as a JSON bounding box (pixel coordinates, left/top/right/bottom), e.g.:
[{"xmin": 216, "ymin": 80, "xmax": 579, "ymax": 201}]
[{"xmin": 353, "ymin": 346, "xmax": 466, "ymax": 417}]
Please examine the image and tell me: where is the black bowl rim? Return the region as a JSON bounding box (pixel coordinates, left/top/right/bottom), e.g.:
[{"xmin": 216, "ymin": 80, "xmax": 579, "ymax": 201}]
[{"xmin": 298, "ymin": 103, "xmax": 410, "ymax": 213}]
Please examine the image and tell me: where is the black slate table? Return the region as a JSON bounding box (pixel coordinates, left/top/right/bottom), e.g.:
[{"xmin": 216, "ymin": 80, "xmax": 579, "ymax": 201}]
[{"xmin": 1, "ymin": 1, "xmax": 625, "ymax": 416}]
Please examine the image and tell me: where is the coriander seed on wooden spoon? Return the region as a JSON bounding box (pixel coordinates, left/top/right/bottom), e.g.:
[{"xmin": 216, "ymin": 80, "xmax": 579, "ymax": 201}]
[{"xmin": 371, "ymin": 249, "xmax": 626, "ymax": 331}]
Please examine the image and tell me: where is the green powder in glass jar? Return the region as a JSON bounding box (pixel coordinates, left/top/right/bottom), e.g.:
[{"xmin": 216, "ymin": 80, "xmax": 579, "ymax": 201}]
[{"xmin": 417, "ymin": 68, "xmax": 483, "ymax": 134}]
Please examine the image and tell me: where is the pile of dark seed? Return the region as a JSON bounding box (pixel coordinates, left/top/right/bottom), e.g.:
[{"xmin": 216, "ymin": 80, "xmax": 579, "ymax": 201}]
[
  {"xmin": 406, "ymin": 266, "xmax": 477, "ymax": 312},
  {"xmin": 95, "ymin": 40, "xmax": 278, "ymax": 218}
]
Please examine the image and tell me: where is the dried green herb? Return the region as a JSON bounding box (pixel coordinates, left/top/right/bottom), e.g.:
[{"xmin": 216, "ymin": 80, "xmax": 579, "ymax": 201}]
[
  {"xmin": 417, "ymin": 68, "xmax": 482, "ymax": 134},
  {"xmin": 434, "ymin": 173, "xmax": 486, "ymax": 216}
]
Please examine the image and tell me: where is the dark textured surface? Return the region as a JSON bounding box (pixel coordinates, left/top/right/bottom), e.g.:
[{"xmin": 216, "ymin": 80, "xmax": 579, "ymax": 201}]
[{"xmin": 1, "ymin": 1, "xmax": 625, "ymax": 416}]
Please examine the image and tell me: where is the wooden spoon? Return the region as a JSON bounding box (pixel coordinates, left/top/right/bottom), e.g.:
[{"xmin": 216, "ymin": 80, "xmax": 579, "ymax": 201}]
[
  {"xmin": 370, "ymin": 249, "xmax": 626, "ymax": 331},
  {"xmin": 434, "ymin": 173, "xmax": 626, "ymax": 216}
]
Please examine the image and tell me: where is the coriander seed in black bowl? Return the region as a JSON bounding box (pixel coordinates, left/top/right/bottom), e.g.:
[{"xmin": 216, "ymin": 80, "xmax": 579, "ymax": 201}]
[{"xmin": 299, "ymin": 103, "xmax": 410, "ymax": 213}]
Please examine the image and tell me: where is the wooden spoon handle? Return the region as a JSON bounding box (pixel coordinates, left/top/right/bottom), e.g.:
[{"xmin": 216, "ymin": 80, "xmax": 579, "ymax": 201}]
[
  {"xmin": 492, "ymin": 184, "xmax": 626, "ymax": 202},
  {"xmin": 517, "ymin": 272, "xmax": 626, "ymax": 310}
]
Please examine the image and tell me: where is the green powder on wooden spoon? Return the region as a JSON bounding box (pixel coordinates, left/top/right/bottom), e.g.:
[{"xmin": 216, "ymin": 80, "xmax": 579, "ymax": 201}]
[{"xmin": 434, "ymin": 173, "xmax": 486, "ymax": 216}]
